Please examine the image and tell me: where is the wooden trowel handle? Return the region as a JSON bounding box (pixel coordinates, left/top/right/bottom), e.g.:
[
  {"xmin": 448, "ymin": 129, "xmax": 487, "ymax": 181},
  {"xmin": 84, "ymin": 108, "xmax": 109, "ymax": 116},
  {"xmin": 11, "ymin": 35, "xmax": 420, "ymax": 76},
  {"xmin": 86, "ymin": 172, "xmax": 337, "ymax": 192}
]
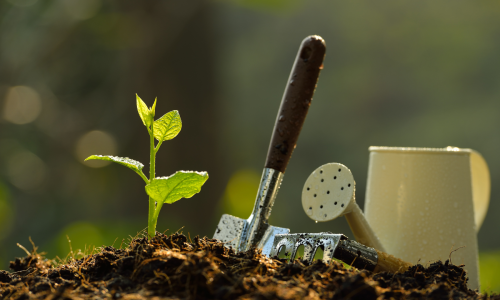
[
  {"xmin": 264, "ymin": 35, "xmax": 326, "ymax": 173},
  {"xmin": 373, "ymin": 250, "xmax": 413, "ymax": 273}
]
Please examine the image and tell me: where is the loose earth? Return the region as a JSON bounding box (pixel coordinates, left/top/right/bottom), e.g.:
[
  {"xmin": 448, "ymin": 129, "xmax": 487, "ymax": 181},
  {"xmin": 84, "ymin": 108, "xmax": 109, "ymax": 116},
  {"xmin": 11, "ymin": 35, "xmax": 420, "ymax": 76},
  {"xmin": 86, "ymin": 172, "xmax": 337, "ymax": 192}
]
[{"xmin": 1, "ymin": 232, "xmax": 498, "ymax": 299}]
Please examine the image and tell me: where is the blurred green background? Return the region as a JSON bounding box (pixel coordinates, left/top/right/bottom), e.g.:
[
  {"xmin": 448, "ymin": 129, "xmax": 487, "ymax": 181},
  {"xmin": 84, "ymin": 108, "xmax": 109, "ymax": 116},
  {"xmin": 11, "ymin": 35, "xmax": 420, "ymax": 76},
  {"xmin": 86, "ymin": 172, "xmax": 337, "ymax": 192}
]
[{"xmin": 1, "ymin": 0, "xmax": 499, "ymax": 293}]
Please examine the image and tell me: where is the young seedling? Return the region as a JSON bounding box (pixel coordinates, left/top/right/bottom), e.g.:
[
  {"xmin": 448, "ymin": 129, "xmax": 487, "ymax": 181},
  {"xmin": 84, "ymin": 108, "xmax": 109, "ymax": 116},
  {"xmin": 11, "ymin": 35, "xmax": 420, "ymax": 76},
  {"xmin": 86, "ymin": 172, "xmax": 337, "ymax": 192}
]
[{"xmin": 86, "ymin": 94, "xmax": 208, "ymax": 239}]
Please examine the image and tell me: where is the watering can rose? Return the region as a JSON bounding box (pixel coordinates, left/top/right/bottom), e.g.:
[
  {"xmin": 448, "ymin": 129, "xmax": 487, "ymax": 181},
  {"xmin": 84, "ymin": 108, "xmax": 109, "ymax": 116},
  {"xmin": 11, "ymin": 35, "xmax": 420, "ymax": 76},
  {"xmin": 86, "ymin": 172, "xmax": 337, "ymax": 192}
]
[{"xmin": 86, "ymin": 94, "xmax": 208, "ymax": 239}]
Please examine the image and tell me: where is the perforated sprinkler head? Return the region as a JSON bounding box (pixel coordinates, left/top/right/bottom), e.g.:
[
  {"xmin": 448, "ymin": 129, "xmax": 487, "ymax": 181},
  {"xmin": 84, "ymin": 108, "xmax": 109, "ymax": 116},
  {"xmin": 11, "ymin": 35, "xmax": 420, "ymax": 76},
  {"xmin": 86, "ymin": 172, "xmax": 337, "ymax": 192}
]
[
  {"xmin": 302, "ymin": 163, "xmax": 356, "ymax": 222},
  {"xmin": 301, "ymin": 162, "xmax": 386, "ymax": 252}
]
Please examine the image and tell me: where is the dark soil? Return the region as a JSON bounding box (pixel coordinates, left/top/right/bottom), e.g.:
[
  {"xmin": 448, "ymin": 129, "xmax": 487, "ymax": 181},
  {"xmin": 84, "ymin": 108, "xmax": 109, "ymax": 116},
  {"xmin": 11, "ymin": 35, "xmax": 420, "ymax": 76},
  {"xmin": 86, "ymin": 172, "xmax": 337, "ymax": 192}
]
[{"xmin": 1, "ymin": 232, "xmax": 498, "ymax": 299}]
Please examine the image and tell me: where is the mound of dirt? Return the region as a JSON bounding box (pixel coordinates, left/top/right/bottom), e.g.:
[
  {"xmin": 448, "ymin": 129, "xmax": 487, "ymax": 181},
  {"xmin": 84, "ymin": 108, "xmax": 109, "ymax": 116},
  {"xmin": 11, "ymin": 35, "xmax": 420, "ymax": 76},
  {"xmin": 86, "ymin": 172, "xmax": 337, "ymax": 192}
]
[{"xmin": 0, "ymin": 232, "xmax": 498, "ymax": 299}]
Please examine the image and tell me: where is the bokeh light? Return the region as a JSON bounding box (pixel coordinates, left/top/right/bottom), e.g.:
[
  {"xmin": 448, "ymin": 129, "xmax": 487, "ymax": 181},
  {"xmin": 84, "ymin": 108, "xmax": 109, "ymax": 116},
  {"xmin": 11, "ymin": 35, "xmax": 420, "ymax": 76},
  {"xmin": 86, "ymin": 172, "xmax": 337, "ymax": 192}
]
[
  {"xmin": 222, "ymin": 169, "xmax": 260, "ymax": 218},
  {"xmin": 479, "ymin": 250, "xmax": 500, "ymax": 293},
  {"xmin": 2, "ymin": 86, "xmax": 42, "ymax": 125},
  {"xmin": 62, "ymin": 0, "xmax": 102, "ymax": 21},
  {"xmin": 6, "ymin": 150, "xmax": 47, "ymax": 191},
  {"xmin": 58, "ymin": 222, "xmax": 103, "ymax": 257},
  {"xmin": 75, "ymin": 130, "xmax": 117, "ymax": 168},
  {"xmin": 6, "ymin": 0, "xmax": 38, "ymax": 7},
  {"xmin": 0, "ymin": 182, "xmax": 14, "ymax": 240}
]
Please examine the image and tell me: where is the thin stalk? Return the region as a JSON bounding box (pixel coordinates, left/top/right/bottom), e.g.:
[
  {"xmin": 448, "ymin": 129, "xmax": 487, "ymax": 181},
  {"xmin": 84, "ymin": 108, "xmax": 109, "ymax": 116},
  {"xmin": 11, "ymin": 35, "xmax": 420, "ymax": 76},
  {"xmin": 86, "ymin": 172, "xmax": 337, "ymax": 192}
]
[
  {"xmin": 149, "ymin": 128, "xmax": 156, "ymax": 183},
  {"xmin": 154, "ymin": 139, "xmax": 163, "ymax": 154},
  {"xmin": 137, "ymin": 170, "xmax": 149, "ymax": 184},
  {"xmin": 152, "ymin": 201, "xmax": 165, "ymax": 233},
  {"xmin": 148, "ymin": 196, "xmax": 155, "ymax": 239},
  {"xmin": 147, "ymin": 126, "xmax": 156, "ymax": 239}
]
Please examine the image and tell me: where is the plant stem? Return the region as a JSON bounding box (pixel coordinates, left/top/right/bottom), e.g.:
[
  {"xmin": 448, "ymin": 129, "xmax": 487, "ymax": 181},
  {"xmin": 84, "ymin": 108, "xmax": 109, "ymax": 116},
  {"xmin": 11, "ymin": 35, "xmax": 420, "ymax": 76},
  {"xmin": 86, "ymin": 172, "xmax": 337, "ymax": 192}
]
[
  {"xmin": 152, "ymin": 201, "xmax": 165, "ymax": 233},
  {"xmin": 148, "ymin": 196, "xmax": 155, "ymax": 239},
  {"xmin": 148, "ymin": 126, "xmax": 156, "ymax": 240},
  {"xmin": 149, "ymin": 128, "xmax": 156, "ymax": 184}
]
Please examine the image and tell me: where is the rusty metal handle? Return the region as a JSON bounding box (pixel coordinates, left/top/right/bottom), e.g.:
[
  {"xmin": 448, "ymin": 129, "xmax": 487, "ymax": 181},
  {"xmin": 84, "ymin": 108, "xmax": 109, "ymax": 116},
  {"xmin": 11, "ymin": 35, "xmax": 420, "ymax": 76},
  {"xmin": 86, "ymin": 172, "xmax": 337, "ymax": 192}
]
[{"xmin": 264, "ymin": 35, "xmax": 326, "ymax": 173}]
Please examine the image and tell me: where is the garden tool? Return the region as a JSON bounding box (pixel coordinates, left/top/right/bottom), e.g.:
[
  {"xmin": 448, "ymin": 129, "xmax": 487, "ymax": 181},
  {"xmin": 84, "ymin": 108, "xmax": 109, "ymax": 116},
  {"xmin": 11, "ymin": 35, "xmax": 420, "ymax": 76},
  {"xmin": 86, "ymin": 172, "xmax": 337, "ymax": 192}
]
[
  {"xmin": 270, "ymin": 232, "xmax": 412, "ymax": 273},
  {"xmin": 302, "ymin": 163, "xmax": 386, "ymax": 251},
  {"xmin": 213, "ymin": 35, "xmax": 326, "ymax": 256}
]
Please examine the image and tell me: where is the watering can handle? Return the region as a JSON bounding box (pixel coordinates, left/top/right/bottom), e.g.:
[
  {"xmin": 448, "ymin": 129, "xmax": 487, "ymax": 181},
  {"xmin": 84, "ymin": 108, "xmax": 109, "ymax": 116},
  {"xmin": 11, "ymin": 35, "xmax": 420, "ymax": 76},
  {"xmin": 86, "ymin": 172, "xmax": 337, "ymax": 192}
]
[
  {"xmin": 264, "ymin": 36, "xmax": 326, "ymax": 173},
  {"xmin": 470, "ymin": 150, "xmax": 490, "ymax": 231},
  {"xmin": 345, "ymin": 202, "xmax": 387, "ymax": 252}
]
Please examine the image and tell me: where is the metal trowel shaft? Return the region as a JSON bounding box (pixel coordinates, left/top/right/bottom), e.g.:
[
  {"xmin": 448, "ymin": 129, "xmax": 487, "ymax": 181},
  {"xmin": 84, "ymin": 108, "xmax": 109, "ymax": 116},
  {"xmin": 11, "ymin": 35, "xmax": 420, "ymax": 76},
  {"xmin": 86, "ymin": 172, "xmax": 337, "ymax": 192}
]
[
  {"xmin": 241, "ymin": 36, "xmax": 326, "ymax": 252},
  {"xmin": 213, "ymin": 36, "xmax": 326, "ymax": 255}
]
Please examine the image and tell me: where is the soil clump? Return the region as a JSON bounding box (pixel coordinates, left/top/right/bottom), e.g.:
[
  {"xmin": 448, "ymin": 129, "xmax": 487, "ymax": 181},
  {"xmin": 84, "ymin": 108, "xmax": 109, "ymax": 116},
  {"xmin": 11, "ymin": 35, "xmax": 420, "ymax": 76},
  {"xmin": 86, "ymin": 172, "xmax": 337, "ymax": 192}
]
[{"xmin": 1, "ymin": 232, "xmax": 498, "ymax": 299}]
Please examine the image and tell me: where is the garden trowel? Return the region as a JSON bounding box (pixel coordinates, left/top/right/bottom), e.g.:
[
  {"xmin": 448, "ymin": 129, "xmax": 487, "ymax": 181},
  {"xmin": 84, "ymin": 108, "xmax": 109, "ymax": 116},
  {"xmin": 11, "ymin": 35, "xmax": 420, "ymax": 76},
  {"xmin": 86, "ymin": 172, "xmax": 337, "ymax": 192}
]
[{"xmin": 213, "ymin": 35, "xmax": 326, "ymax": 256}]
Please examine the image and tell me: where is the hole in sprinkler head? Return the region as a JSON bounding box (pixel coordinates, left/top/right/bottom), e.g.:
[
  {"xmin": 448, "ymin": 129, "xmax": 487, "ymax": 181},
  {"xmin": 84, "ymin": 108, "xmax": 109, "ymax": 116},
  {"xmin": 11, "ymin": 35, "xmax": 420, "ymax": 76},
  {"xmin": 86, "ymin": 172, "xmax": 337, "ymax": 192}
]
[
  {"xmin": 307, "ymin": 187, "xmax": 310, "ymax": 191},
  {"xmin": 320, "ymin": 170, "xmax": 323, "ymax": 174},
  {"xmin": 321, "ymin": 179, "xmax": 324, "ymax": 182},
  {"xmin": 309, "ymin": 207, "xmax": 312, "ymax": 210},
  {"xmin": 334, "ymin": 202, "xmax": 337, "ymax": 205},
  {"xmin": 320, "ymin": 205, "xmax": 323, "ymax": 209},
  {"xmin": 327, "ymin": 191, "xmax": 330, "ymax": 194},
  {"xmin": 338, "ymin": 168, "xmax": 341, "ymax": 172},
  {"xmin": 324, "ymin": 214, "xmax": 327, "ymax": 218},
  {"xmin": 348, "ymin": 184, "xmax": 351, "ymax": 187},
  {"xmin": 314, "ymin": 194, "xmax": 317, "ymax": 197},
  {"xmin": 300, "ymin": 47, "xmax": 312, "ymax": 62},
  {"xmin": 341, "ymin": 187, "xmax": 344, "ymax": 190},
  {"xmin": 334, "ymin": 176, "xmax": 337, "ymax": 180},
  {"xmin": 341, "ymin": 204, "xmax": 344, "ymax": 207}
]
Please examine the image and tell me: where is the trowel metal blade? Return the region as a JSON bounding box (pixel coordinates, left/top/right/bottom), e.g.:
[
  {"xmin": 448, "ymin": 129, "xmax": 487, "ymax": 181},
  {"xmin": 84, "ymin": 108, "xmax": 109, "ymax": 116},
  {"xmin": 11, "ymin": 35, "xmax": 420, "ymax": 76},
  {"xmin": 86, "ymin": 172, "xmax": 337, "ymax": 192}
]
[
  {"xmin": 213, "ymin": 214, "xmax": 290, "ymax": 256},
  {"xmin": 213, "ymin": 214, "xmax": 247, "ymax": 251}
]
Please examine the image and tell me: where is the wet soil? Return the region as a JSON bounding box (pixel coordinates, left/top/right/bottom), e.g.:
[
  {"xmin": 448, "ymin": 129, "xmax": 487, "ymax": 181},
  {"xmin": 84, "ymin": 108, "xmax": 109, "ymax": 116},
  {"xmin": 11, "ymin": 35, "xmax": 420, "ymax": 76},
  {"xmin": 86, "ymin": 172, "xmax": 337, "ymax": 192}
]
[{"xmin": 1, "ymin": 232, "xmax": 498, "ymax": 299}]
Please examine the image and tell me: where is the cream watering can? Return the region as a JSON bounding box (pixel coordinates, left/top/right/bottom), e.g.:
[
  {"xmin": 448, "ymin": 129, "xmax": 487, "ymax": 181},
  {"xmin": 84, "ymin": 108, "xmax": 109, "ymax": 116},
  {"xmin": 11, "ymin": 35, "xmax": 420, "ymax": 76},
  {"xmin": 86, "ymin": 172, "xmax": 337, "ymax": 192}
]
[{"xmin": 364, "ymin": 146, "xmax": 490, "ymax": 290}]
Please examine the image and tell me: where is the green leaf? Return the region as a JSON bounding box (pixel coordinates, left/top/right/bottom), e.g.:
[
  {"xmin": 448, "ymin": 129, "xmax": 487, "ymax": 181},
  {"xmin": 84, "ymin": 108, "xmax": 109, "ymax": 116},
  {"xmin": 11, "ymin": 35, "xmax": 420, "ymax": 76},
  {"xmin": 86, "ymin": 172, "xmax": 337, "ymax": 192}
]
[
  {"xmin": 153, "ymin": 110, "xmax": 182, "ymax": 142},
  {"xmin": 136, "ymin": 94, "xmax": 153, "ymax": 128},
  {"xmin": 145, "ymin": 171, "xmax": 208, "ymax": 204},
  {"xmin": 151, "ymin": 97, "xmax": 157, "ymax": 118},
  {"xmin": 86, "ymin": 155, "xmax": 144, "ymax": 172}
]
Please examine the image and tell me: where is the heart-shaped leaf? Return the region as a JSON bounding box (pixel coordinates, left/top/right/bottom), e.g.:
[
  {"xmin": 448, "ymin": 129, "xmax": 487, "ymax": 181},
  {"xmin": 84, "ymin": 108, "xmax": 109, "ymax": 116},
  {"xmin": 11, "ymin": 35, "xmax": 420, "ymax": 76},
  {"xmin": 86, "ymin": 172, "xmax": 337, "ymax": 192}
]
[
  {"xmin": 145, "ymin": 171, "xmax": 208, "ymax": 204},
  {"xmin": 153, "ymin": 110, "xmax": 182, "ymax": 142},
  {"xmin": 136, "ymin": 94, "xmax": 153, "ymax": 128}
]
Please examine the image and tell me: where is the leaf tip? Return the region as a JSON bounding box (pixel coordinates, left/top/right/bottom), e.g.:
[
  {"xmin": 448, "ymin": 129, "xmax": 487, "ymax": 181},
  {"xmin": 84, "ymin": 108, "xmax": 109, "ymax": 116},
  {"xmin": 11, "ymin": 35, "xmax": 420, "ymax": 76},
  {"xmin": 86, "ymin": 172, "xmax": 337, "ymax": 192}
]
[
  {"xmin": 84, "ymin": 155, "xmax": 97, "ymax": 161},
  {"xmin": 151, "ymin": 98, "xmax": 157, "ymax": 117}
]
